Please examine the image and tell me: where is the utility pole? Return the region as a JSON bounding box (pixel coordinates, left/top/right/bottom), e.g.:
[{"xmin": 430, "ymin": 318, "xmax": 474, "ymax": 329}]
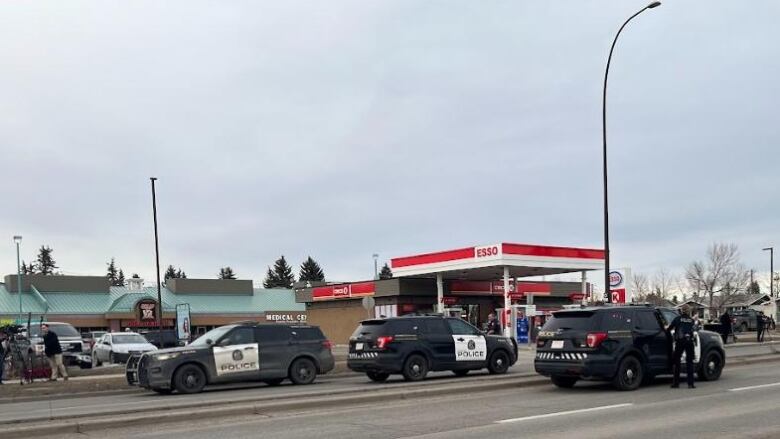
[
  {"xmin": 764, "ymin": 247, "xmax": 774, "ymax": 298},
  {"xmin": 150, "ymin": 178, "xmax": 163, "ymax": 342}
]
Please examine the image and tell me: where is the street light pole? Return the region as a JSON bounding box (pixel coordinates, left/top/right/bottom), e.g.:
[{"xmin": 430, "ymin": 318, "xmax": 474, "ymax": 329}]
[
  {"xmin": 150, "ymin": 178, "xmax": 164, "ymax": 342},
  {"xmin": 373, "ymin": 254, "xmax": 379, "ymax": 280},
  {"xmin": 602, "ymin": 2, "xmax": 661, "ymax": 302},
  {"xmin": 764, "ymin": 247, "xmax": 774, "ymax": 298},
  {"xmin": 13, "ymin": 235, "xmax": 22, "ymax": 323}
]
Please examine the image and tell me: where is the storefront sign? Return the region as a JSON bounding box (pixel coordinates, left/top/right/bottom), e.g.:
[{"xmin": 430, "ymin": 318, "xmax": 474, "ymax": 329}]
[
  {"xmin": 123, "ymin": 319, "xmax": 174, "ymax": 328},
  {"xmin": 442, "ymin": 296, "xmax": 459, "ymax": 305},
  {"xmin": 266, "ymin": 312, "xmax": 307, "ymax": 323},
  {"xmin": 313, "ymin": 282, "xmax": 375, "ymax": 301},
  {"xmin": 450, "ymin": 281, "xmax": 552, "ymax": 297},
  {"xmin": 137, "ymin": 300, "xmax": 157, "ymax": 321},
  {"xmin": 475, "ymin": 244, "xmax": 501, "ymax": 259}
]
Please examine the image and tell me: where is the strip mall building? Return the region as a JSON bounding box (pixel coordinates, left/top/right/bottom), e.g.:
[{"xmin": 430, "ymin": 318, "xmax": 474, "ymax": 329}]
[{"xmin": 298, "ymin": 242, "xmax": 605, "ymax": 343}]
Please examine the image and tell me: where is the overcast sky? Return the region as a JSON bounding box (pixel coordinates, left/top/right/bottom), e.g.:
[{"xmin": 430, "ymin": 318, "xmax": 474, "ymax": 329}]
[{"xmin": 1, "ymin": 1, "xmax": 777, "ymax": 290}]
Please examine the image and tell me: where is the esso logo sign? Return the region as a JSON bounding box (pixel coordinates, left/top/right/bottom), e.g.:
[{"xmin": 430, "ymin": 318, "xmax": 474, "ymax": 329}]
[
  {"xmin": 475, "ymin": 245, "xmax": 500, "ymax": 259},
  {"xmin": 609, "ymin": 271, "xmax": 623, "ymax": 288}
]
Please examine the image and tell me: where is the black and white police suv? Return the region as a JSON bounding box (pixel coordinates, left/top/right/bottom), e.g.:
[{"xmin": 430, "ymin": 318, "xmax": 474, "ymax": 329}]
[
  {"xmin": 347, "ymin": 315, "xmax": 517, "ymax": 382},
  {"xmin": 126, "ymin": 322, "xmax": 335, "ymax": 394},
  {"xmin": 534, "ymin": 305, "xmax": 725, "ymax": 391}
]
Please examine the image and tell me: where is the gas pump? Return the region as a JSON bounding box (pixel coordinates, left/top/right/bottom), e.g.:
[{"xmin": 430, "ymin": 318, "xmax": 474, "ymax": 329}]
[{"xmin": 507, "ymin": 304, "xmax": 537, "ymax": 346}]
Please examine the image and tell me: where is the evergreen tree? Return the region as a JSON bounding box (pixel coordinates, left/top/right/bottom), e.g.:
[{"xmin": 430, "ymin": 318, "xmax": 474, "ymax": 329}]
[
  {"xmin": 219, "ymin": 267, "xmax": 237, "ymax": 279},
  {"xmin": 299, "ymin": 256, "xmax": 325, "ymax": 282},
  {"xmin": 747, "ymin": 280, "xmax": 761, "ymax": 295},
  {"xmin": 36, "ymin": 246, "xmax": 58, "ymax": 275},
  {"xmin": 379, "ymin": 263, "xmax": 393, "ymax": 280},
  {"xmin": 177, "ymin": 269, "xmax": 187, "ymax": 279},
  {"xmin": 106, "ymin": 258, "xmax": 119, "ymax": 285},
  {"xmin": 116, "ymin": 269, "xmax": 126, "ymax": 286},
  {"xmin": 164, "ymin": 265, "xmax": 177, "ymax": 280},
  {"xmin": 264, "ymin": 256, "xmax": 295, "ymax": 288},
  {"xmin": 262, "ymin": 266, "xmax": 279, "ymax": 289},
  {"xmin": 21, "ymin": 261, "xmax": 36, "ymax": 275}
]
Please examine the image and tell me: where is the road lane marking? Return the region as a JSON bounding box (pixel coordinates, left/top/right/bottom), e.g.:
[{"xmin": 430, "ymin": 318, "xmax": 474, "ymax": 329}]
[
  {"xmin": 496, "ymin": 403, "xmax": 633, "ymax": 424},
  {"xmin": 729, "ymin": 382, "xmax": 780, "ymax": 392}
]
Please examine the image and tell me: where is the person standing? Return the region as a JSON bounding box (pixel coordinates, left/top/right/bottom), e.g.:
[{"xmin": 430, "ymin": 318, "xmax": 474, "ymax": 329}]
[
  {"xmin": 486, "ymin": 312, "xmax": 502, "ymax": 335},
  {"xmin": 0, "ymin": 332, "xmax": 7, "ymax": 385},
  {"xmin": 41, "ymin": 324, "xmax": 67, "ymax": 381},
  {"xmin": 668, "ymin": 305, "xmax": 696, "ymax": 389},
  {"xmin": 719, "ymin": 311, "xmax": 732, "ymax": 344},
  {"xmin": 757, "ymin": 313, "xmax": 765, "ymax": 343}
]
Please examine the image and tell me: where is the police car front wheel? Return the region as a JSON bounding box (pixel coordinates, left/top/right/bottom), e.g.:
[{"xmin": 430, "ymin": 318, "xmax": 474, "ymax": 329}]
[
  {"xmin": 487, "ymin": 350, "xmax": 510, "ymax": 375},
  {"xmin": 174, "ymin": 364, "xmax": 207, "ymax": 394}
]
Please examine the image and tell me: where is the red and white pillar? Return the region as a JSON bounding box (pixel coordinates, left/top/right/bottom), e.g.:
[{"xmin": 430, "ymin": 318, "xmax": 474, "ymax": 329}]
[
  {"xmin": 503, "ymin": 266, "xmax": 511, "ymax": 337},
  {"xmin": 436, "ymin": 273, "xmax": 444, "ymax": 314}
]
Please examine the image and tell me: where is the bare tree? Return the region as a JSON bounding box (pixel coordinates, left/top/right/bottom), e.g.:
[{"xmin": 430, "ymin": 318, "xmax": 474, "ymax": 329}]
[
  {"xmin": 652, "ymin": 268, "xmax": 677, "ymax": 300},
  {"xmin": 686, "ymin": 243, "xmax": 750, "ymax": 314},
  {"xmin": 631, "ymin": 273, "xmax": 650, "ymax": 302}
]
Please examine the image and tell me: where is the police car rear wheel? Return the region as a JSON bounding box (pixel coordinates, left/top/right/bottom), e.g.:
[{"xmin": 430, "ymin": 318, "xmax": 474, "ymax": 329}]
[
  {"xmin": 289, "ymin": 358, "xmax": 317, "ymax": 385},
  {"xmin": 174, "ymin": 364, "xmax": 206, "ymax": 394},
  {"xmin": 402, "ymin": 354, "xmax": 428, "ymax": 381},
  {"xmin": 366, "ymin": 371, "xmax": 390, "ymax": 382},
  {"xmin": 551, "ymin": 376, "xmax": 578, "ymax": 388},
  {"xmin": 697, "ymin": 350, "xmax": 723, "ymax": 381},
  {"xmin": 613, "ymin": 356, "xmax": 643, "ymax": 391},
  {"xmin": 488, "ymin": 350, "xmax": 510, "ymax": 375}
]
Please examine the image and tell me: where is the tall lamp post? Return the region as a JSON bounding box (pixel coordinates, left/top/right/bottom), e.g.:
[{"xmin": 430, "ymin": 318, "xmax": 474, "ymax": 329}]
[
  {"xmin": 150, "ymin": 178, "xmax": 164, "ymax": 341},
  {"xmin": 13, "ymin": 235, "xmax": 22, "ymax": 323},
  {"xmin": 602, "ymin": 2, "xmax": 661, "ymax": 302},
  {"xmin": 373, "ymin": 254, "xmax": 379, "ymax": 280},
  {"xmin": 764, "ymin": 247, "xmax": 774, "ymax": 298}
]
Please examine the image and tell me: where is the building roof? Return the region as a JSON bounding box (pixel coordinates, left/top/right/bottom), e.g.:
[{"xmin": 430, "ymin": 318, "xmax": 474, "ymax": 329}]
[
  {"xmin": 0, "ymin": 282, "xmax": 303, "ymax": 316},
  {"xmin": 723, "ymin": 293, "xmax": 771, "ymax": 308}
]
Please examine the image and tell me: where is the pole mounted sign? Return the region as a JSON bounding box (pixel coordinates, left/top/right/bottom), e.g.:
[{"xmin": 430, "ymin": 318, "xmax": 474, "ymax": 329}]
[
  {"xmin": 175, "ymin": 303, "xmax": 191, "ymax": 341},
  {"xmin": 608, "ymin": 268, "xmax": 631, "ymax": 304}
]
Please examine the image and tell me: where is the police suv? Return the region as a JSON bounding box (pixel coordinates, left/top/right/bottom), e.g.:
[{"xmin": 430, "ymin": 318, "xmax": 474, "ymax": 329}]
[
  {"xmin": 534, "ymin": 306, "xmax": 725, "ymax": 391},
  {"xmin": 347, "ymin": 315, "xmax": 517, "ymax": 382},
  {"xmin": 126, "ymin": 322, "xmax": 335, "ymax": 394}
]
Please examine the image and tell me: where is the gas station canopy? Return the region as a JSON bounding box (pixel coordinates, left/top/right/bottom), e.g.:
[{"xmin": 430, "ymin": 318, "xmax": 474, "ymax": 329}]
[{"xmin": 390, "ymin": 243, "xmax": 605, "ymax": 280}]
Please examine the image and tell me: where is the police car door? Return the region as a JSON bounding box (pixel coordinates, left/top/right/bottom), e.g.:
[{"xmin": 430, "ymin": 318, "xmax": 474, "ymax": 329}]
[
  {"xmin": 446, "ymin": 318, "xmax": 488, "ymax": 366},
  {"xmin": 212, "ymin": 326, "xmax": 260, "ymax": 383}
]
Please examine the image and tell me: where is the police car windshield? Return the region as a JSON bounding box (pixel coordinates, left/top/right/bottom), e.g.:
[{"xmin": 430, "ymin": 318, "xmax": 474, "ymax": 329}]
[
  {"xmin": 190, "ymin": 325, "xmax": 235, "ymax": 346},
  {"xmin": 542, "ymin": 312, "xmax": 598, "ymax": 331}
]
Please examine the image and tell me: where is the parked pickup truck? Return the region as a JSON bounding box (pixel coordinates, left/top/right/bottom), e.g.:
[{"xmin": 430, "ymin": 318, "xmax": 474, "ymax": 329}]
[{"xmin": 732, "ymin": 309, "xmax": 761, "ymax": 332}]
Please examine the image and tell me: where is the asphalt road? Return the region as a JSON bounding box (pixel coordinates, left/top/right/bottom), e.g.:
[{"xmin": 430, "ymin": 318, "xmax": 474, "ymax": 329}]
[
  {"xmin": 62, "ymin": 361, "xmax": 780, "ymax": 439},
  {"xmin": 1, "ymin": 341, "xmax": 776, "ymax": 424}
]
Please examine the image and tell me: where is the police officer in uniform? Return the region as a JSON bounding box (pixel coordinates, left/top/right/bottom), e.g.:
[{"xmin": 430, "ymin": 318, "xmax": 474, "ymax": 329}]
[
  {"xmin": 668, "ymin": 305, "xmax": 696, "ymax": 389},
  {"xmin": 486, "ymin": 313, "xmax": 502, "ymax": 335}
]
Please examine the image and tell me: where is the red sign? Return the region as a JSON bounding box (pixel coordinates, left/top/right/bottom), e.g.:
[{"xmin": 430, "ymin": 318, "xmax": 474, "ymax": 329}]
[
  {"xmin": 123, "ymin": 319, "xmax": 174, "ymax": 328},
  {"xmin": 137, "ymin": 300, "xmax": 157, "ymax": 321},
  {"xmin": 313, "ymin": 282, "xmax": 376, "ymax": 301},
  {"xmin": 442, "ymin": 297, "xmax": 458, "ymax": 305},
  {"xmin": 568, "ymin": 293, "xmax": 585, "ymax": 301},
  {"xmin": 611, "ymin": 289, "xmax": 627, "ymax": 304},
  {"xmin": 449, "ymin": 281, "xmax": 552, "ymax": 297}
]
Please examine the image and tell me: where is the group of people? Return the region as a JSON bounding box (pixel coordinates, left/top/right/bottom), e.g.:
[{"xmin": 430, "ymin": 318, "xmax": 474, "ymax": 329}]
[
  {"xmin": 0, "ymin": 324, "xmax": 68, "ymax": 384},
  {"xmin": 717, "ymin": 310, "xmax": 775, "ymax": 344}
]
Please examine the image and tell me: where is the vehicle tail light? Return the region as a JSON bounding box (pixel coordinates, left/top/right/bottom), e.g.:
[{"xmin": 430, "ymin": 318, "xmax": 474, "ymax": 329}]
[
  {"xmin": 586, "ymin": 332, "xmax": 608, "ymax": 348},
  {"xmin": 376, "ymin": 336, "xmax": 394, "ymax": 350},
  {"xmin": 322, "ymin": 340, "xmax": 334, "ymax": 350},
  {"xmin": 536, "ymin": 339, "xmax": 546, "ymax": 348}
]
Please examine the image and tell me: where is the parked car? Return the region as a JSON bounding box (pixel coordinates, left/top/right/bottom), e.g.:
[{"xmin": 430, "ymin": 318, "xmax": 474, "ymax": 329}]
[
  {"xmin": 81, "ymin": 331, "xmax": 107, "ymax": 353},
  {"xmin": 27, "ymin": 322, "xmax": 88, "ymax": 367},
  {"xmin": 126, "ymin": 323, "xmax": 334, "ymax": 394},
  {"xmin": 347, "ymin": 315, "xmax": 518, "ymax": 382},
  {"xmin": 732, "ymin": 309, "xmax": 761, "ymax": 332},
  {"xmin": 92, "ymin": 332, "xmax": 157, "ymax": 365},
  {"xmin": 534, "ymin": 305, "xmax": 725, "ymax": 391}
]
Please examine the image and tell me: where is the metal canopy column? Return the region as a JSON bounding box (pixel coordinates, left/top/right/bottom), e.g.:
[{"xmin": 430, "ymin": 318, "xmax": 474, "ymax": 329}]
[
  {"xmin": 436, "ymin": 273, "xmax": 444, "ymax": 314},
  {"xmin": 581, "ymin": 271, "xmax": 588, "ymax": 305},
  {"xmin": 503, "ymin": 266, "xmax": 511, "ymax": 337}
]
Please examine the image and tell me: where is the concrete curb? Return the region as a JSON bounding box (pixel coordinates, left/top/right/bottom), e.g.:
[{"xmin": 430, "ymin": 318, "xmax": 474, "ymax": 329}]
[{"xmin": 2, "ymin": 375, "xmax": 548, "ymax": 439}]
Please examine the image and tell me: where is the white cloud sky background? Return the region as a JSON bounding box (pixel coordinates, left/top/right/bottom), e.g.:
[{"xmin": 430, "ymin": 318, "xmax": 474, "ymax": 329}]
[{"xmin": 1, "ymin": 1, "xmax": 777, "ymax": 289}]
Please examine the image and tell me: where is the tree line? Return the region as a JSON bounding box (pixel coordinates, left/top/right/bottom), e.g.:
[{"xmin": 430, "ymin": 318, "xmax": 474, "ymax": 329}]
[{"xmin": 13, "ymin": 245, "xmax": 397, "ymax": 289}]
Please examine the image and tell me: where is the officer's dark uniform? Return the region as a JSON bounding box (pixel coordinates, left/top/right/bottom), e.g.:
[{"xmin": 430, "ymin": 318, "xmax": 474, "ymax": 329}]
[
  {"xmin": 669, "ymin": 312, "xmax": 696, "ymax": 389},
  {"xmin": 486, "ymin": 318, "xmax": 502, "ymax": 335},
  {"xmin": 757, "ymin": 314, "xmax": 765, "ymax": 342}
]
